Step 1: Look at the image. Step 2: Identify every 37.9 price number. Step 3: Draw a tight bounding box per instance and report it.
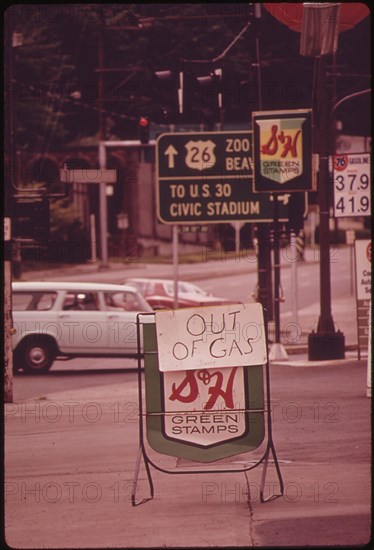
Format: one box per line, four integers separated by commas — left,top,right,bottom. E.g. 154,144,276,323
334,172,371,217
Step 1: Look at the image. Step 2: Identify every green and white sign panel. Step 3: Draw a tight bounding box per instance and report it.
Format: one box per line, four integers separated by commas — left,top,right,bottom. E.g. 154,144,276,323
143,303,266,462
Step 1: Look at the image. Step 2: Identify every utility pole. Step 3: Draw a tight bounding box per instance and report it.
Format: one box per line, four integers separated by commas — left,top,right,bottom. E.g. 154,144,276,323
4,19,16,403
97,12,109,267
4,218,14,404
253,10,273,322
299,4,345,360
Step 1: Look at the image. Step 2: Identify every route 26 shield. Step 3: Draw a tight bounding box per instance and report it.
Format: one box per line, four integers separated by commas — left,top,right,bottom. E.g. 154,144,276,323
185,139,217,171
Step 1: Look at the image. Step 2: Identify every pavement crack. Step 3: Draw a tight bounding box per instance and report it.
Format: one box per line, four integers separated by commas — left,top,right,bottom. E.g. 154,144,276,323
244,470,258,547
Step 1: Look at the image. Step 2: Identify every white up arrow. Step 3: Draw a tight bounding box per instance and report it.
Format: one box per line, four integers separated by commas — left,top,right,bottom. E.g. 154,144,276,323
164,145,178,169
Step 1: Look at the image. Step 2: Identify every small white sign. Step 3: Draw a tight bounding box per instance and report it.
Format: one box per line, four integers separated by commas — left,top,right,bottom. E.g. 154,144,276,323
345,229,355,246
355,239,371,301
155,303,267,372
4,217,11,241
333,153,371,217
60,169,117,183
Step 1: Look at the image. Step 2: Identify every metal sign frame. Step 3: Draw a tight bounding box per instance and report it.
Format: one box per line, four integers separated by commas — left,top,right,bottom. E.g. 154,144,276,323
131,311,284,506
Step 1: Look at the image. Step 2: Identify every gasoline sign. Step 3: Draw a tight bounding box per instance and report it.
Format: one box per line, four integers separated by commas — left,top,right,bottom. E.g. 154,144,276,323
252,109,313,192
333,153,371,218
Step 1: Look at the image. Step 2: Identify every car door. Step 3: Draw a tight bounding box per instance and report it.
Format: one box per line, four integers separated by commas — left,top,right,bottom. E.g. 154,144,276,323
58,290,108,353
12,290,59,349
103,289,148,354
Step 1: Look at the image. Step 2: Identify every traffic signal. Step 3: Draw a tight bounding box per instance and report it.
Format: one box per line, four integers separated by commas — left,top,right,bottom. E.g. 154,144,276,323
138,116,150,144
197,69,222,111
286,193,305,234
12,196,50,243
183,68,222,124
154,70,184,118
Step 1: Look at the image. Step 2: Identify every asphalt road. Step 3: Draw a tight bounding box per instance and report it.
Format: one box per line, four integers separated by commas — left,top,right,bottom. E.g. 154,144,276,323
12,359,138,402
12,246,356,402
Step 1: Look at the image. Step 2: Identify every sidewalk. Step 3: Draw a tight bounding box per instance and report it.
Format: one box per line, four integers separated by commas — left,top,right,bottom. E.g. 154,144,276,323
4,359,371,547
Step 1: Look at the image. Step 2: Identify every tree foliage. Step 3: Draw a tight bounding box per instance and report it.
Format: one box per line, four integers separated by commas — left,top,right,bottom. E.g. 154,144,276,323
6,3,371,153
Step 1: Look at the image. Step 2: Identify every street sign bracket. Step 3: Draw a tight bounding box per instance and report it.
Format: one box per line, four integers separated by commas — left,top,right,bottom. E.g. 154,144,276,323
131,311,284,506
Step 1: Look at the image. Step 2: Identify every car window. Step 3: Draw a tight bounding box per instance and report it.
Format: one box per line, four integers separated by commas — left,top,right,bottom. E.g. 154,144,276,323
179,282,207,295
163,282,173,295
63,292,99,311
104,291,152,312
125,280,142,292
13,292,57,311
142,282,153,295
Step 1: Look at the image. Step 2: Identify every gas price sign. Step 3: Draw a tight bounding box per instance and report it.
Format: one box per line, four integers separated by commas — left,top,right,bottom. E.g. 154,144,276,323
333,153,371,218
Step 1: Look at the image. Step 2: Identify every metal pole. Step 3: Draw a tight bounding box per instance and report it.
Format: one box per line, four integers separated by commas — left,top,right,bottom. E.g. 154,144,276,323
172,225,179,308
290,231,299,326
350,244,354,296
310,210,316,249
316,59,334,333
270,196,288,361
273,196,281,344
235,222,240,258
98,142,109,268
4,219,14,403
308,55,345,360
257,224,273,321
89,214,97,263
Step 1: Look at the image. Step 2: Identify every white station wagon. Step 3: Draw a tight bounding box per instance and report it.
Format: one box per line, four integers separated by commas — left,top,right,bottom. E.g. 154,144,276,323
12,282,153,374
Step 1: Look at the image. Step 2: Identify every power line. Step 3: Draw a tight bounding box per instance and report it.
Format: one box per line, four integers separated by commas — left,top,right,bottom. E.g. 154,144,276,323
180,20,252,65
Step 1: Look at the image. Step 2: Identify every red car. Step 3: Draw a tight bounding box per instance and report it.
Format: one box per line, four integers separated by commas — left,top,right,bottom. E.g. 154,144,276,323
123,278,241,310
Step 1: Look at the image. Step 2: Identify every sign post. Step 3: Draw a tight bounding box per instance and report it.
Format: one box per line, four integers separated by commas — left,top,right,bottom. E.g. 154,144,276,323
60,167,117,267
132,304,284,505
4,218,13,403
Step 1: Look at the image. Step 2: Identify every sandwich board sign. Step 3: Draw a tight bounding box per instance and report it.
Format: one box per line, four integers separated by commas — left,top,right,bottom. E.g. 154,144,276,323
143,303,267,462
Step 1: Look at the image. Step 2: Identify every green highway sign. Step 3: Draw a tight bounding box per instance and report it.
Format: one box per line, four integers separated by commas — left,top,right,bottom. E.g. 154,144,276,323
156,131,307,223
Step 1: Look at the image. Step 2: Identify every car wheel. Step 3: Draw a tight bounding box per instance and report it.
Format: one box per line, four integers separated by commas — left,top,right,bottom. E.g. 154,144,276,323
16,338,56,374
